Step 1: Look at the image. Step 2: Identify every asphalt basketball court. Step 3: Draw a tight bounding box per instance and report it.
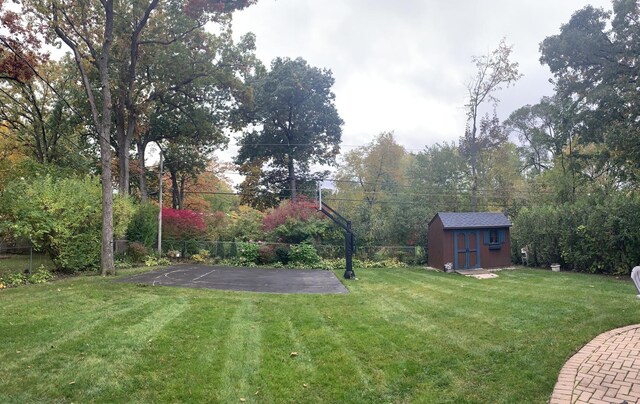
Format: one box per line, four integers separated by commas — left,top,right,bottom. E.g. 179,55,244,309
116,264,349,294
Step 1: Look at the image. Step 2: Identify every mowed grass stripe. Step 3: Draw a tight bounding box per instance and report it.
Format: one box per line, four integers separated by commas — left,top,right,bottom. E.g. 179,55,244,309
1,289,188,403
44,296,189,402
216,298,264,403
253,300,317,403
109,294,241,403
0,283,160,366
0,268,638,403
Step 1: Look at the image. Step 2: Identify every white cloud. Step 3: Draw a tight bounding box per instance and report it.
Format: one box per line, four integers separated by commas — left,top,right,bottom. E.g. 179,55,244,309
228,0,613,157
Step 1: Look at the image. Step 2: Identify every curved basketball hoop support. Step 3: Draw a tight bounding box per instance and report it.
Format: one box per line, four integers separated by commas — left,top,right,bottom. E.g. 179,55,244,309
317,184,356,279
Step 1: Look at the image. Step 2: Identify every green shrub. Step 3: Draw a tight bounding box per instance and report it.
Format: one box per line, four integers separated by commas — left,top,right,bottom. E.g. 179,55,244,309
28,267,54,284
258,244,276,265
126,203,158,248
275,246,290,264
376,258,408,268
270,218,328,244
238,242,260,265
4,272,28,287
191,249,210,263
144,256,171,267
289,243,321,267
0,175,132,272
215,242,225,259
318,258,344,271
318,257,408,271
114,259,133,269
226,206,264,241
228,242,238,258
512,192,640,274
127,242,149,263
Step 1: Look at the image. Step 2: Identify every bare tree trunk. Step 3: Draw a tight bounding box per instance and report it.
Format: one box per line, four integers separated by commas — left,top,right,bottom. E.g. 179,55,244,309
470,114,479,213
137,138,148,203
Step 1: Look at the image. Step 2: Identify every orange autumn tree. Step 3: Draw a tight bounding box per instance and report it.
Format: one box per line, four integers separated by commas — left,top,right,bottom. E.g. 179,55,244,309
0,126,27,191
182,171,237,213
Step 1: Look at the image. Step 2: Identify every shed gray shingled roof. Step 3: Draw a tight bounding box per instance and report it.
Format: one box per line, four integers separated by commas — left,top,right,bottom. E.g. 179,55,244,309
434,212,512,229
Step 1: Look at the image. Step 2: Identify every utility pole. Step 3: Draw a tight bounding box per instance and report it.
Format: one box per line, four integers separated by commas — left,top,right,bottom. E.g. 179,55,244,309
157,146,163,256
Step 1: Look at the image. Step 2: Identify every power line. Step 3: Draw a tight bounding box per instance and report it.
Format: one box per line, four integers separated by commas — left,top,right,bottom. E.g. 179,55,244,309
232,142,428,152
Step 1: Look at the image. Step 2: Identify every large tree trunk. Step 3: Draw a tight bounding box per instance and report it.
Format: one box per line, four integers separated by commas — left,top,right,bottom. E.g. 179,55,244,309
114,101,129,195
137,138,148,203
171,170,180,209
54,0,115,276
179,176,185,210
98,11,115,276
99,130,115,276
288,156,296,199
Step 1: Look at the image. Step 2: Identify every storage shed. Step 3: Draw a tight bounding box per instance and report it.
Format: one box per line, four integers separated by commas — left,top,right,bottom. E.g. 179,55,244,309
428,212,512,271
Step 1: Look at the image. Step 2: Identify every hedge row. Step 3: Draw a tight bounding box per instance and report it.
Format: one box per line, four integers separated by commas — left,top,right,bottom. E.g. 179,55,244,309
512,192,640,275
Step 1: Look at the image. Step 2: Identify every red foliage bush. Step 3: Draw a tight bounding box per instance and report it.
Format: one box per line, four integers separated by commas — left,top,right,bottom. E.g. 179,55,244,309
162,208,207,240
262,196,323,232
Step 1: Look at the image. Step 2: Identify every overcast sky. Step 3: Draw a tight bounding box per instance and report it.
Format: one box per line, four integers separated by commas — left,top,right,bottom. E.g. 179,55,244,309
217,0,612,164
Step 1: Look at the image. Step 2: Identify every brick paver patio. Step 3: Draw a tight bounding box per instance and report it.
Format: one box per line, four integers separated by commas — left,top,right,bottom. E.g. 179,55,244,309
550,324,640,404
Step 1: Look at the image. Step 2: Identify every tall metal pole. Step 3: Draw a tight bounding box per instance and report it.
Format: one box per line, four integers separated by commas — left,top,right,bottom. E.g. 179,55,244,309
344,220,353,279
157,147,163,256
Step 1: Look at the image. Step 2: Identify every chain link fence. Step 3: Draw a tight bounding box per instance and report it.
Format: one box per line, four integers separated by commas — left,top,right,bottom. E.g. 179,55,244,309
0,243,54,275
115,239,426,265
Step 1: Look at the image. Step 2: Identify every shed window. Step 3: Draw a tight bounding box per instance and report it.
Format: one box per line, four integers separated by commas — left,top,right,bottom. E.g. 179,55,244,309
484,229,506,250
489,230,499,244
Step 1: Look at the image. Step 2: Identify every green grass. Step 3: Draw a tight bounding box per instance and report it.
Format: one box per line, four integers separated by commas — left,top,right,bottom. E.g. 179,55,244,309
0,267,638,403
0,254,55,278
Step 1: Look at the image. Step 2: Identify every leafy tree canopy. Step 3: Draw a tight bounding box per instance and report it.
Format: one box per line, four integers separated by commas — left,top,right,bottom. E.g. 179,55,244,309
236,57,343,200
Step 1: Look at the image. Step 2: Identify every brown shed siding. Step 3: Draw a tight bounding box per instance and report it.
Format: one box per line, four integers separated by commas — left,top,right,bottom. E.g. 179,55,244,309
480,227,511,268
427,216,444,269
428,213,512,270
478,228,511,268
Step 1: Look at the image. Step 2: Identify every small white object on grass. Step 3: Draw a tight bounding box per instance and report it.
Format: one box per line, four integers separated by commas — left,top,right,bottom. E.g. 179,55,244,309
632,266,640,294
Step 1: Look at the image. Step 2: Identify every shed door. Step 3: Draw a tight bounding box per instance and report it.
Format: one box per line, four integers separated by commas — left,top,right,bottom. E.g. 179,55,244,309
454,231,480,270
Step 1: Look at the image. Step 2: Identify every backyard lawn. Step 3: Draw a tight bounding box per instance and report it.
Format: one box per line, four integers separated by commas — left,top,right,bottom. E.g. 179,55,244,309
0,267,638,403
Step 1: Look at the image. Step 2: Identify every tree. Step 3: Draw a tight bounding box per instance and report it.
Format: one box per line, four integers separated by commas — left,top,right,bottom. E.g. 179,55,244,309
135,26,257,202
540,0,640,186
477,142,526,215
0,126,28,191
181,163,237,213
333,132,409,245
461,39,521,211
409,142,470,211
21,0,256,274
27,0,118,276
236,57,343,200
0,58,93,169
504,102,555,176
236,161,280,210
109,6,256,196
0,0,46,82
